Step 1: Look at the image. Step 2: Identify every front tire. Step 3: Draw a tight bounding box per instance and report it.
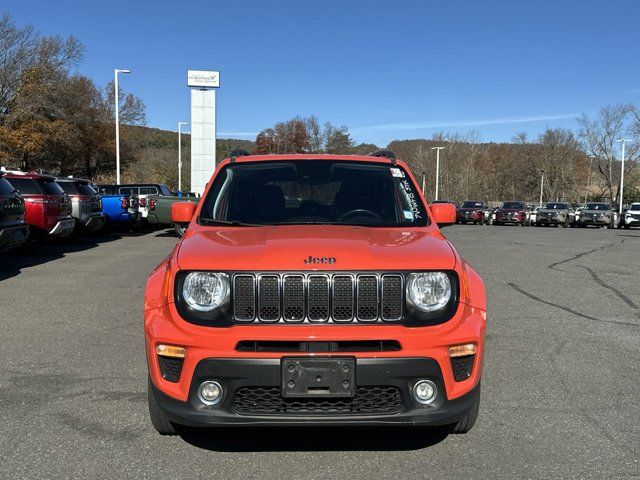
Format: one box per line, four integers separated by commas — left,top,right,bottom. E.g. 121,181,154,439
449,384,480,434
148,379,177,436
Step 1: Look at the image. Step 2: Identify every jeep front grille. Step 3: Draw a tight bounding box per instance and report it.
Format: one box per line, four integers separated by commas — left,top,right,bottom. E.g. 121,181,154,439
232,273,404,323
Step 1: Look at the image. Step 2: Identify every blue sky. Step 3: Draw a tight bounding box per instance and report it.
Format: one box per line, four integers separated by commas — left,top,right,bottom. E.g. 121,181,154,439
4,0,640,145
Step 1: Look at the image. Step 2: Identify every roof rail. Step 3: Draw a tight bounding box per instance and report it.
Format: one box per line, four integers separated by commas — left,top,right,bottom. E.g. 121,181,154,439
229,149,251,163
370,150,396,164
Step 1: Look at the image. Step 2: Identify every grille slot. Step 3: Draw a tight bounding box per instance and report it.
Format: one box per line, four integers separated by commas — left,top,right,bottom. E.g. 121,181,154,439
233,275,256,321
332,275,354,321
231,273,404,323
258,275,280,322
381,275,403,321
308,275,330,322
356,275,378,321
282,275,304,322
233,386,404,415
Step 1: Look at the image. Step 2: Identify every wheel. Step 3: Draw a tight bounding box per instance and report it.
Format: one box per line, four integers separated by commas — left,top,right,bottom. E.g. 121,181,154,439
148,379,177,435
174,223,187,237
562,219,568,228
449,384,480,434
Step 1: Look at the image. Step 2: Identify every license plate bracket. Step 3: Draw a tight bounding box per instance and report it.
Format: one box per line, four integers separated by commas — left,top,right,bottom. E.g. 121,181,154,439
282,357,355,398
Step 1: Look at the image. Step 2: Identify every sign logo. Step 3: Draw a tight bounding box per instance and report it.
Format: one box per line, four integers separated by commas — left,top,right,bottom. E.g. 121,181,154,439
304,256,336,265
187,70,220,88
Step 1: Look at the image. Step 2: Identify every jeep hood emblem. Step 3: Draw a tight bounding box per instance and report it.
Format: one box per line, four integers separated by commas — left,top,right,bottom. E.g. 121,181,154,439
304,256,336,265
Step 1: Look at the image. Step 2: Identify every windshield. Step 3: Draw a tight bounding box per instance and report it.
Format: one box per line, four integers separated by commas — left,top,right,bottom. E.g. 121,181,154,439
585,203,609,210
39,180,65,195
5,178,41,194
501,202,525,210
0,177,17,195
58,182,78,194
461,201,483,208
628,203,640,211
544,203,568,210
200,160,429,227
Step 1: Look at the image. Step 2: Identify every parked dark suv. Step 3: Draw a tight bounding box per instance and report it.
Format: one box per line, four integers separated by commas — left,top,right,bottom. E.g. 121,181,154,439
56,178,106,233
0,174,29,252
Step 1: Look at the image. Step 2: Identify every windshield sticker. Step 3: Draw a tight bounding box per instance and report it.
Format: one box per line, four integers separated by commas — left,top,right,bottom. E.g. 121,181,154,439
403,210,414,220
399,178,422,219
390,168,405,178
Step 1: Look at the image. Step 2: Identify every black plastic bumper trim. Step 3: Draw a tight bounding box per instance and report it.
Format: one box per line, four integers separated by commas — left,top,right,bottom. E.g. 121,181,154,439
149,357,480,427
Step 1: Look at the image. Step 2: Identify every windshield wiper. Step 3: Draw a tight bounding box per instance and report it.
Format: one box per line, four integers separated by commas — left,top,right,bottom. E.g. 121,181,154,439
200,218,260,227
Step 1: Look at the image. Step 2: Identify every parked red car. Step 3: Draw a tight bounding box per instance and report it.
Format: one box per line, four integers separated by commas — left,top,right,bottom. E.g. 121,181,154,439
456,201,486,225
493,201,527,226
3,172,75,240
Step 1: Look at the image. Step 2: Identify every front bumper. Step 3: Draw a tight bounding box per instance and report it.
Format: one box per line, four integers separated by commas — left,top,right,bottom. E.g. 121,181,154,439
149,358,480,427
49,218,76,237
577,217,610,226
0,223,30,251
536,216,563,225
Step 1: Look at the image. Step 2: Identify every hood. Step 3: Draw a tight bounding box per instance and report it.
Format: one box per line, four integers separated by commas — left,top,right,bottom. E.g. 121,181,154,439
176,225,457,271
538,208,566,214
584,209,611,214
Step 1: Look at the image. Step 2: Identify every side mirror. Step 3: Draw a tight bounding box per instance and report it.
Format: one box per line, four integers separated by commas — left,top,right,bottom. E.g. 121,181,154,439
171,202,197,224
430,203,456,227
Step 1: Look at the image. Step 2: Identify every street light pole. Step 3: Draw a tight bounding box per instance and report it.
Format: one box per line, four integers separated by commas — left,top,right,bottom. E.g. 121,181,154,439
616,139,632,215
538,170,545,206
178,122,188,193
114,68,131,185
431,147,444,200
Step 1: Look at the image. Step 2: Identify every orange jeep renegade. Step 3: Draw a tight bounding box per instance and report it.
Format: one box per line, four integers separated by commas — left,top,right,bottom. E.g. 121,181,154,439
144,151,486,434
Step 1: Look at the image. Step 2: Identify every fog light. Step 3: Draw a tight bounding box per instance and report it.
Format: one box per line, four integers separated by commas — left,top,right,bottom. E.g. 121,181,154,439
413,380,437,404
198,381,223,405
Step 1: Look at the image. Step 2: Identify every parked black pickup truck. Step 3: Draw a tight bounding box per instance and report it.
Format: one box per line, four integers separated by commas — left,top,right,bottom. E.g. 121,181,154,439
0,173,29,252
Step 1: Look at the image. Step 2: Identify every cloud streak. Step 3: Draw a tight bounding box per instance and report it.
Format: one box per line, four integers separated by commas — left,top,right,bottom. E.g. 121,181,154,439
351,113,578,132
218,131,260,137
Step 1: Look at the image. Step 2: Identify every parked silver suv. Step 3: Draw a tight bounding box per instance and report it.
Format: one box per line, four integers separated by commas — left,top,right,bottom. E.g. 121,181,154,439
535,202,572,228
576,202,614,228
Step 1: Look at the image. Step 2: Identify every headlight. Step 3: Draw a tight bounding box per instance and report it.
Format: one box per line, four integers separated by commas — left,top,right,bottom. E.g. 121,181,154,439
407,272,452,312
182,272,229,311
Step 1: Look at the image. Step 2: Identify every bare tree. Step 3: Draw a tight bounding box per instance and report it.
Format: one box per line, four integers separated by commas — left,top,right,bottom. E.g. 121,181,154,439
577,104,636,201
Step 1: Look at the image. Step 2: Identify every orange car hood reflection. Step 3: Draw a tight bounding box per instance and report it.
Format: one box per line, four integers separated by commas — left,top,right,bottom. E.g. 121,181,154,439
176,225,456,271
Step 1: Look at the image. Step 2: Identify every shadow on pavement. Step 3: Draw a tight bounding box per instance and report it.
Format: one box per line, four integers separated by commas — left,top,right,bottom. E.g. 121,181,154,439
0,233,121,281
178,426,449,452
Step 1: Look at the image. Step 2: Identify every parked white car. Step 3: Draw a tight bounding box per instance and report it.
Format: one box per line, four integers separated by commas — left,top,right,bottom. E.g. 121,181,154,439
620,202,640,229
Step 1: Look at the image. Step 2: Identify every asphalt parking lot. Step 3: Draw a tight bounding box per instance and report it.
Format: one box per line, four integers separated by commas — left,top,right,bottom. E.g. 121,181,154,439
1,226,639,479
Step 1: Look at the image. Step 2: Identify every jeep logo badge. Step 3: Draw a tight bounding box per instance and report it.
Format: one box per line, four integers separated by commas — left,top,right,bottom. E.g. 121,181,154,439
304,256,336,265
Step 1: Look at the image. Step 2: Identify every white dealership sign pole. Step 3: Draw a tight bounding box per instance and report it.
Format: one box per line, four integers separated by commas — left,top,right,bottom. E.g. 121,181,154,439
431,146,444,200
616,139,631,215
188,70,220,195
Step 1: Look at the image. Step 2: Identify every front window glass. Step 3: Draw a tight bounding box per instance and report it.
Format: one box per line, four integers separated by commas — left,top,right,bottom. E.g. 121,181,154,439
501,202,525,209
200,160,428,226
461,201,483,208
628,203,640,210
544,203,567,209
586,203,609,210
